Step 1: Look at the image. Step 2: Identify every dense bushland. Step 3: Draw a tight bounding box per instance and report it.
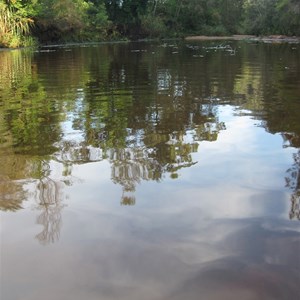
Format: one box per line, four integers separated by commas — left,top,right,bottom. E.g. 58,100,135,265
1,0,299,47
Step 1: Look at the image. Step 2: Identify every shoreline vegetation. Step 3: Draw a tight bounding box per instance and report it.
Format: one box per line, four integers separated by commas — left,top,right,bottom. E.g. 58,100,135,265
1,35,299,52
1,0,300,49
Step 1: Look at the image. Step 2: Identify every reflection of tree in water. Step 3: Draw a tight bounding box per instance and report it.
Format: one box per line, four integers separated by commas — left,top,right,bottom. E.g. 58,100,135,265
104,112,223,205
34,160,64,245
109,148,150,206
107,137,199,205
53,90,225,206
0,149,30,211
285,150,300,220
0,156,66,243
0,179,26,211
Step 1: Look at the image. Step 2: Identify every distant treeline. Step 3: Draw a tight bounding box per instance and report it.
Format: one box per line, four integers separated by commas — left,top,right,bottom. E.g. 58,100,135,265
1,0,300,47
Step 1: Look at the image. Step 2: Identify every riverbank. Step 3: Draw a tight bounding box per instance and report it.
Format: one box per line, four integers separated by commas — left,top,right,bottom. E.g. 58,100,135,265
1,35,299,51
185,35,300,43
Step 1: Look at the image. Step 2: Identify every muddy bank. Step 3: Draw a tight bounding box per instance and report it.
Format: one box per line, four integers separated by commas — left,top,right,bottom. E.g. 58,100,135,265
185,35,300,43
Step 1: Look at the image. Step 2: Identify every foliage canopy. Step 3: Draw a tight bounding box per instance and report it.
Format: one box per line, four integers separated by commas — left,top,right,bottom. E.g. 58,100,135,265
0,0,299,47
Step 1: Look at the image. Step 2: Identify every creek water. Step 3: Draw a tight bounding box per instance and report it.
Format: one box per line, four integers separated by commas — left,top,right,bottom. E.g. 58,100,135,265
1,40,300,300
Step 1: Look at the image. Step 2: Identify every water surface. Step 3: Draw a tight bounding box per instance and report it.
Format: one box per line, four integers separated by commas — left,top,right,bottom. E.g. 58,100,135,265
1,41,300,300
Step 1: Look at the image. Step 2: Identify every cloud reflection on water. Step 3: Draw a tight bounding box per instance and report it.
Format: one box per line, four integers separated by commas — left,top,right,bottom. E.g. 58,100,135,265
2,200,299,300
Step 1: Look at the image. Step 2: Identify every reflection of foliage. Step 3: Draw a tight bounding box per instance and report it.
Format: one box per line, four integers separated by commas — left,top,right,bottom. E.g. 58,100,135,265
0,178,25,211
0,142,30,211
44,43,228,205
5,78,61,155
35,178,63,245
232,43,300,221
107,130,201,202
34,160,64,245
236,43,300,138
121,191,136,206
0,50,33,91
0,49,66,212
0,50,67,241
290,194,300,221
3,42,299,215
285,151,300,220
54,140,103,163
0,50,62,156
282,132,300,149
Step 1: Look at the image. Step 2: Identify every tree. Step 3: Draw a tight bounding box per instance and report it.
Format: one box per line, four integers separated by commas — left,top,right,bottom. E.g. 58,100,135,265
276,0,300,35
0,0,34,47
215,0,244,34
86,0,112,39
105,0,148,37
33,0,88,42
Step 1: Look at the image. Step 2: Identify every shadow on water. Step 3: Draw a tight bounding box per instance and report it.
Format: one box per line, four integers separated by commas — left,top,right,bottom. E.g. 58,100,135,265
0,40,299,245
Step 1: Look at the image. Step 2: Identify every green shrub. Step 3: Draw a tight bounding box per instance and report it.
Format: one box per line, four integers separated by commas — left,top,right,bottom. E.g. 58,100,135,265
141,15,167,38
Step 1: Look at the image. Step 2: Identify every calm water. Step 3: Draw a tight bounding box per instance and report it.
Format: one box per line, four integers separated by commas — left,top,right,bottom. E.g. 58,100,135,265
0,40,300,300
